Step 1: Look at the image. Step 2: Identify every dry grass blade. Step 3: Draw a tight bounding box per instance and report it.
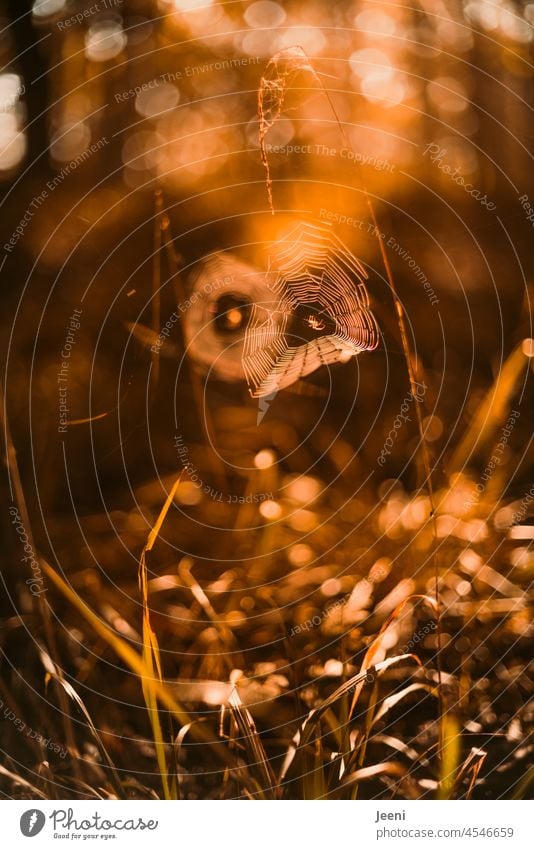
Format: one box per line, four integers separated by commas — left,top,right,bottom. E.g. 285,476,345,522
121,778,161,800
303,728,327,800
40,561,232,768
349,594,436,719
39,647,124,799
333,761,407,797
227,683,280,798
0,764,48,799
456,747,487,800
173,717,206,768
371,683,438,728
280,654,419,782
179,559,235,654
67,777,110,800
372,733,427,765
172,716,257,798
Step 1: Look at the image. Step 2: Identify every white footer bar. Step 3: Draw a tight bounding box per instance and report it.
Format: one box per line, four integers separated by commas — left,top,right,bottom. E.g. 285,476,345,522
3,799,530,848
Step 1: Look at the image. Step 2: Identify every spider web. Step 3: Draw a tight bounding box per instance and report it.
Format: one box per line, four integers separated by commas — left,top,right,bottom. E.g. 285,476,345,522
242,221,380,398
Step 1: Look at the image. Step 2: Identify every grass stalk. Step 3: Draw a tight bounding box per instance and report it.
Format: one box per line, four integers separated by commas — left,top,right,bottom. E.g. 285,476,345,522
0,380,80,779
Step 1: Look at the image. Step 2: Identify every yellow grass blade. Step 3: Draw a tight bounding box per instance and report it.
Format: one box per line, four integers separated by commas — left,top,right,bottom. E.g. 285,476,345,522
142,476,181,561
438,713,461,799
448,342,527,473
138,476,182,799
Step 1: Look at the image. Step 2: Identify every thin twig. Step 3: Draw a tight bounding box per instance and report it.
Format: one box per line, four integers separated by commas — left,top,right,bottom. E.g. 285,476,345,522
159,204,229,492
151,189,164,386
